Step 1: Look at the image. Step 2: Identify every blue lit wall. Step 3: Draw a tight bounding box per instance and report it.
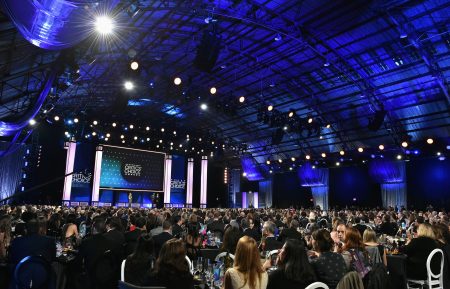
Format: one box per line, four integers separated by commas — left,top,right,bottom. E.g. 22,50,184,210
272,172,313,208
170,154,186,204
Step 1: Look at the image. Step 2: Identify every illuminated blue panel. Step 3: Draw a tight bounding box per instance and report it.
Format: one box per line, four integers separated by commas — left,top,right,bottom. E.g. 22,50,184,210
162,104,184,118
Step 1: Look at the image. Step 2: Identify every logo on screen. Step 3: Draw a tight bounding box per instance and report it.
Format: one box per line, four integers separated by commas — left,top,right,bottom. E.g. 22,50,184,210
121,163,144,182
72,170,92,187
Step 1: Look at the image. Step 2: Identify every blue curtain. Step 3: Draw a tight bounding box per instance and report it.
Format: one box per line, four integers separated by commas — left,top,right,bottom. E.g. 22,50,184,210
259,179,272,208
0,141,27,201
241,155,264,181
298,163,329,210
369,159,407,208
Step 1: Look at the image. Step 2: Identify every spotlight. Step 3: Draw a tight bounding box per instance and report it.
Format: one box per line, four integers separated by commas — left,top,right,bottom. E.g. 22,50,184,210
74,118,79,123
242,172,247,177
134,136,138,140
266,160,271,165
173,131,176,135
129,124,134,129
321,153,326,158
54,116,60,121
29,119,36,126
267,105,273,111
274,34,282,41
308,118,313,124
283,126,288,131
146,126,150,131
120,135,124,139
161,128,164,132
93,120,98,125
291,157,296,162
339,150,345,156
400,32,408,39
427,138,434,144
122,140,126,144
147,138,150,141
95,16,114,35
288,109,295,118
112,122,117,127
269,170,273,174
305,155,311,160
358,147,364,153
326,124,331,128
92,132,97,136
397,154,402,160
105,138,108,141
239,96,245,103
124,81,134,90
106,133,110,138
379,144,384,150
336,162,340,166
437,152,441,156
278,159,283,163
130,61,139,70
174,77,181,85
210,87,217,95
401,141,408,148
323,61,330,67
289,167,293,171
200,103,208,110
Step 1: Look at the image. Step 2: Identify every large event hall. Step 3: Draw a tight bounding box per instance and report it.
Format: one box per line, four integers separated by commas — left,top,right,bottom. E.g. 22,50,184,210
0,1,449,289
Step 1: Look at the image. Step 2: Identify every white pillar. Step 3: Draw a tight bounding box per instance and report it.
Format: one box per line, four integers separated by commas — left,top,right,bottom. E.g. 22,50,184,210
200,156,208,208
163,155,172,206
186,158,194,207
91,146,103,204
62,141,76,202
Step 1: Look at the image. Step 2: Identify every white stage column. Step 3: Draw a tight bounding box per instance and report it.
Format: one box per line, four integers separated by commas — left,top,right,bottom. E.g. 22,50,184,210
91,146,103,205
200,156,208,208
186,158,194,207
163,155,172,206
62,141,76,203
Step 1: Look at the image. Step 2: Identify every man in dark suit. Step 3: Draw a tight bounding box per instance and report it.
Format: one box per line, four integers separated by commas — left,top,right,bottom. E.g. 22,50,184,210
9,218,56,266
277,220,302,243
171,215,184,239
153,220,173,257
207,211,225,239
378,214,399,236
124,217,146,255
243,218,261,242
261,221,282,252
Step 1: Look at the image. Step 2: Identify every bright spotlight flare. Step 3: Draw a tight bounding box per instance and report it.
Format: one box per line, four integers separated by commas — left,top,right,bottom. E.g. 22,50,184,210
124,81,134,90
95,16,114,35
130,61,139,70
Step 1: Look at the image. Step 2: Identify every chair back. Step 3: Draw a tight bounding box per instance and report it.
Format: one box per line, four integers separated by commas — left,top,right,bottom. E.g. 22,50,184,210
215,252,235,262
92,249,120,287
336,271,364,289
14,256,52,289
305,281,330,289
426,248,444,288
118,280,166,289
121,259,126,282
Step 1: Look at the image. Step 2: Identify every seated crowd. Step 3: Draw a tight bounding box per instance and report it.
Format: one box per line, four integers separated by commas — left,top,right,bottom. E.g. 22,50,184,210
0,205,449,289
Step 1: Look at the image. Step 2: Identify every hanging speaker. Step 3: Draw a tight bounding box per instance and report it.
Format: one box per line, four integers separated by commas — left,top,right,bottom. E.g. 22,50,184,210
368,110,386,131
194,30,222,73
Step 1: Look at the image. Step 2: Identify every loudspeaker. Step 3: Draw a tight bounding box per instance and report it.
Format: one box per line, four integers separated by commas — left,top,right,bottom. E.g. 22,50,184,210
194,30,222,72
368,110,386,131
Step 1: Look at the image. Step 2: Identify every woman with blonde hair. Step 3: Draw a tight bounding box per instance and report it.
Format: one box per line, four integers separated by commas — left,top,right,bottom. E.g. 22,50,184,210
223,236,268,289
363,228,387,266
404,223,439,280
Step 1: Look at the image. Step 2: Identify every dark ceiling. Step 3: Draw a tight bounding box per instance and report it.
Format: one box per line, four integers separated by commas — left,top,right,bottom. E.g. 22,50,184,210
0,0,449,170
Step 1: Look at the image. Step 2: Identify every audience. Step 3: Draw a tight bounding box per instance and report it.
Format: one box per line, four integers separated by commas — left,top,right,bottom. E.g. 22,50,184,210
145,238,194,289
340,227,370,273
261,221,283,251
184,221,202,260
277,220,302,243
224,236,268,289
125,233,155,286
153,220,173,257
363,227,386,266
265,239,316,289
221,226,242,255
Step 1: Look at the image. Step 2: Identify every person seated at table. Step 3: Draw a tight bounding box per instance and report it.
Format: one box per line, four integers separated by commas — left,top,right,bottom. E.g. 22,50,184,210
243,218,261,242
223,236,268,289
261,221,282,252
184,221,202,260
207,211,225,240
277,220,302,243
46,213,61,240
0,215,12,261
433,223,450,288
171,215,184,239
263,239,316,289
334,223,346,253
153,220,173,257
221,226,242,255
124,217,146,256
405,223,440,280
340,227,370,271
378,214,398,236
62,213,78,248
363,227,386,266
144,238,194,289
310,229,347,289
125,233,155,286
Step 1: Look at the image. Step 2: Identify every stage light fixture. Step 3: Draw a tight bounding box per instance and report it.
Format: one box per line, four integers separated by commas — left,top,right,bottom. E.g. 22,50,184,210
147,138,150,141
239,96,245,103
106,133,110,138
379,144,384,150
160,128,165,132
54,116,60,121
305,155,311,160
29,119,36,126
278,159,282,163
122,140,126,144
130,61,139,70
120,135,124,139
124,81,134,90
401,141,408,148
267,105,273,111
159,139,163,143
134,136,138,140
146,126,150,131
326,124,331,128
289,167,293,171
427,138,434,144
291,157,296,162
336,162,340,166
173,131,176,135
308,118,313,124
339,150,345,156
74,118,79,123
269,170,273,174
92,132,97,136
288,109,295,118
210,87,217,94
266,160,271,165
274,34,282,41
95,16,114,35
437,152,441,156
93,120,98,125
105,138,108,141
200,103,208,110
358,147,364,153
283,126,288,131
397,155,402,160
112,122,117,127
129,124,134,129
174,77,181,85
242,172,247,177
321,153,326,158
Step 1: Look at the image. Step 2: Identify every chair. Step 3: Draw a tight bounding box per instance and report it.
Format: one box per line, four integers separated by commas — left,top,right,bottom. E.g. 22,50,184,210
14,255,52,289
91,249,120,288
185,255,194,274
118,280,166,289
215,252,235,262
336,272,364,289
407,248,444,289
121,259,127,282
305,281,330,289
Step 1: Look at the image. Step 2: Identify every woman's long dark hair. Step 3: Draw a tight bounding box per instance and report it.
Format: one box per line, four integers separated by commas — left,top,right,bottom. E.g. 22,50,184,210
129,233,155,261
279,239,316,283
155,238,190,274
220,226,241,254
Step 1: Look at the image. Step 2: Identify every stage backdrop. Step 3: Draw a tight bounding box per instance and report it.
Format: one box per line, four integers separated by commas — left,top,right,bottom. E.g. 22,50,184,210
70,143,95,203
170,154,186,205
99,145,165,191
